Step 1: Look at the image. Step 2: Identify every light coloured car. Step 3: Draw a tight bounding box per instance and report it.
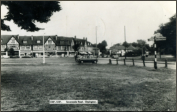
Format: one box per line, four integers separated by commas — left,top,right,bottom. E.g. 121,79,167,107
2,55,10,58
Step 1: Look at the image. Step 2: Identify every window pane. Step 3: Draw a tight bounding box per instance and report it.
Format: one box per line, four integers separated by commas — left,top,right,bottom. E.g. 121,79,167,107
37,40,40,43
48,40,52,44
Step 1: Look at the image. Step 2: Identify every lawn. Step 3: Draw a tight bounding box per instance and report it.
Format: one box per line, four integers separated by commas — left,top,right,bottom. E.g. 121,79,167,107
1,63,176,111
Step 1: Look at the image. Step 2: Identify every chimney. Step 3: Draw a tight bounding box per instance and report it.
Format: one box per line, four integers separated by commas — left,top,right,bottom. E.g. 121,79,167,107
56,35,57,40
17,34,19,40
31,35,33,40
83,37,85,40
74,35,76,39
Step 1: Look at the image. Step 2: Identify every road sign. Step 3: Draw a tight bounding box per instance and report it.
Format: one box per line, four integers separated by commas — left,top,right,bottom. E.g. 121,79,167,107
155,38,166,41
148,36,154,41
148,38,154,41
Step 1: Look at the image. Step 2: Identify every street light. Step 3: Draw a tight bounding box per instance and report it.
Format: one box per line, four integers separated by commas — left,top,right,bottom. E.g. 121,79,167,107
41,28,45,64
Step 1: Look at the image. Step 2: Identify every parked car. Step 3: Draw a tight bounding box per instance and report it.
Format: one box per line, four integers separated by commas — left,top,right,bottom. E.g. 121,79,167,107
1,55,10,58
76,52,98,64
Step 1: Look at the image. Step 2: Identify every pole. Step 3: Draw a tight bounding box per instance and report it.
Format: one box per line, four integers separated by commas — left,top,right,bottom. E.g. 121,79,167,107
154,36,157,69
43,34,45,64
124,26,126,59
96,26,97,58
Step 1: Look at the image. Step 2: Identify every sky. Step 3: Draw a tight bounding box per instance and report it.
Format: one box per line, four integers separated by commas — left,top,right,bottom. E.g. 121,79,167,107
1,1,176,48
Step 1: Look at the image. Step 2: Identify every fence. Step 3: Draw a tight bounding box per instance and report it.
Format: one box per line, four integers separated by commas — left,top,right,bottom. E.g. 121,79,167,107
108,58,174,68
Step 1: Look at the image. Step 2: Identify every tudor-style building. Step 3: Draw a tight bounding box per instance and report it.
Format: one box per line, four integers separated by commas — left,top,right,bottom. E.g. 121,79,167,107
1,35,20,56
1,35,99,57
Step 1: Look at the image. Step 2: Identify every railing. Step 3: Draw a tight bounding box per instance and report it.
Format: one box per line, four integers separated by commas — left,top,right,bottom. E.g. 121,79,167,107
109,58,174,68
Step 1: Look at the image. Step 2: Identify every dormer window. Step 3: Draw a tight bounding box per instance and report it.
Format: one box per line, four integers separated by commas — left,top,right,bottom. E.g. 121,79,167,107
23,41,27,43
11,38,15,43
48,40,52,44
37,40,40,43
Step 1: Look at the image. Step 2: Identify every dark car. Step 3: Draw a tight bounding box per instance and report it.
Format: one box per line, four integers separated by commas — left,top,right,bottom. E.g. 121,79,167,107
76,52,98,64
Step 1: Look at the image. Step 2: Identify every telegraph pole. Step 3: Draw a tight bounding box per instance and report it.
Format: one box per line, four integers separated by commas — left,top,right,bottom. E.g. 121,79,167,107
154,36,157,69
96,26,97,57
124,26,126,59
43,33,45,64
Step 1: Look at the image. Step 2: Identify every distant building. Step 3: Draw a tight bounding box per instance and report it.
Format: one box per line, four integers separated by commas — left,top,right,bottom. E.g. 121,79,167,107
1,35,99,57
109,45,137,56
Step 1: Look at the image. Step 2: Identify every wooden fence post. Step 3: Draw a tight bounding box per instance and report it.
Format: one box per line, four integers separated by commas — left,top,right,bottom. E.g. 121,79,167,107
143,59,145,67
165,59,167,68
132,59,134,66
124,59,126,65
116,59,118,65
109,59,112,64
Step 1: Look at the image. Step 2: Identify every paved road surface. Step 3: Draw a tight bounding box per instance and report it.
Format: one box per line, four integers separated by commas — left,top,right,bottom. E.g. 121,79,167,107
1,57,176,70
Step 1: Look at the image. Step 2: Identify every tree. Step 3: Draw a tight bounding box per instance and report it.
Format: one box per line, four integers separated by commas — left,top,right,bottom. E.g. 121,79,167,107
9,48,15,56
122,41,130,48
72,43,80,61
97,40,107,55
72,43,80,52
154,14,176,57
132,42,138,47
1,1,61,31
137,40,146,48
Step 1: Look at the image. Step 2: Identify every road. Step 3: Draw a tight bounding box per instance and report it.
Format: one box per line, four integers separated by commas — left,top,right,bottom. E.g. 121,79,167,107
1,57,176,70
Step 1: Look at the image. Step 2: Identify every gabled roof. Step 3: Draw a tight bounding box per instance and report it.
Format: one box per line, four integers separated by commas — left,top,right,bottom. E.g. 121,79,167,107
1,35,19,45
19,36,33,46
1,35,94,47
110,45,125,50
87,41,92,47
74,38,87,46
55,36,73,46
126,45,137,50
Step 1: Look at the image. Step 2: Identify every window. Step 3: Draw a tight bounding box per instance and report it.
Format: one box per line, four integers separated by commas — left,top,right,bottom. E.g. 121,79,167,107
39,46,43,49
33,46,38,49
37,40,40,43
61,46,62,50
60,41,64,44
48,40,52,44
21,46,25,50
1,40,2,43
23,41,27,43
26,46,30,50
11,38,15,43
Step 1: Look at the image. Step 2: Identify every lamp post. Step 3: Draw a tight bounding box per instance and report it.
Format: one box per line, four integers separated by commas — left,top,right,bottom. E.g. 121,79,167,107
124,26,126,59
43,33,45,64
96,26,97,58
41,28,45,64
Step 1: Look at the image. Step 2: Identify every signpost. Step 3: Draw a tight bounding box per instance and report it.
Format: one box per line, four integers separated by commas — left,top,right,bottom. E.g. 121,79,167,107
148,33,166,69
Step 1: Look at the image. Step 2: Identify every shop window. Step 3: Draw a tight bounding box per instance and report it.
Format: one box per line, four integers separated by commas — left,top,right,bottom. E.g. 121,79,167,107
37,40,40,43
26,46,30,50
33,46,38,49
39,46,43,49
23,41,27,43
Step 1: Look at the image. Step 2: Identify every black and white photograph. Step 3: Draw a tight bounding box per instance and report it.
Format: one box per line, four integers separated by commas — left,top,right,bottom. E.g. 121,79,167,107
1,1,176,111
